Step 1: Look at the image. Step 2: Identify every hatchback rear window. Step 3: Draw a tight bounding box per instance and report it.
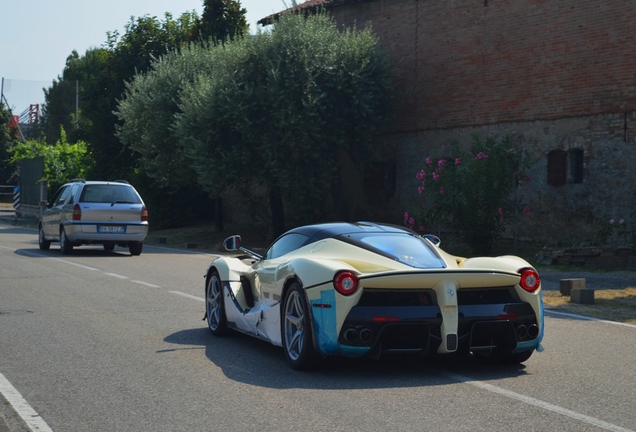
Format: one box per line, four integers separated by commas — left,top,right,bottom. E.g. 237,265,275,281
80,185,141,204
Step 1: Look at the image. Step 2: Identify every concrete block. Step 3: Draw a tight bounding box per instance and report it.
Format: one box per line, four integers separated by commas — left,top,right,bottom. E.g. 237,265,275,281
570,288,594,304
560,278,585,296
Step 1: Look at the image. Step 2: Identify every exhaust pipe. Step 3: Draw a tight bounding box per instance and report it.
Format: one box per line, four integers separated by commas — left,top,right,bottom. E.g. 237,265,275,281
359,328,373,344
527,324,539,338
516,324,528,339
343,328,358,343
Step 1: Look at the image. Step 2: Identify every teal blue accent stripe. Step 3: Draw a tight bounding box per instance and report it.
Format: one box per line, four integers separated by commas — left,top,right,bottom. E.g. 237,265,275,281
310,291,339,354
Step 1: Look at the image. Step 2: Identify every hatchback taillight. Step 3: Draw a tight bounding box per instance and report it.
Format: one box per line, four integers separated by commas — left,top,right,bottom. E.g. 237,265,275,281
140,206,148,222
72,204,82,221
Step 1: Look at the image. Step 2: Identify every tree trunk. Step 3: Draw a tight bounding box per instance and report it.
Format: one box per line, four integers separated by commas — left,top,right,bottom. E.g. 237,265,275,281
214,196,224,232
269,190,286,237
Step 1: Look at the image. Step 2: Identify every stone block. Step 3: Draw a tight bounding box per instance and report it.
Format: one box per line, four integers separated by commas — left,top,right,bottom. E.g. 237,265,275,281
570,288,594,305
560,278,585,296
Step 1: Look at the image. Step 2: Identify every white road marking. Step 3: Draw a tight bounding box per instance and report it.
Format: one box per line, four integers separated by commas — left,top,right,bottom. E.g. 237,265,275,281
0,372,53,432
545,309,636,329
443,371,634,432
132,280,161,288
47,258,99,271
104,272,128,279
170,291,204,302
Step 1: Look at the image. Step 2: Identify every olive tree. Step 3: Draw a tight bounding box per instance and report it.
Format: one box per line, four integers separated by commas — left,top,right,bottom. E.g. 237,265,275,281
178,12,392,235
117,11,392,236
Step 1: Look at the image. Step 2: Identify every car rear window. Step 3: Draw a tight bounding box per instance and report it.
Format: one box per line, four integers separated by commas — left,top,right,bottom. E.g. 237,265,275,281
344,233,446,269
80,184,141,204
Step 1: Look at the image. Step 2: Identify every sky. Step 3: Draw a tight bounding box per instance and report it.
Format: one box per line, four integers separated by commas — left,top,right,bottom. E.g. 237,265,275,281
0,0,289,116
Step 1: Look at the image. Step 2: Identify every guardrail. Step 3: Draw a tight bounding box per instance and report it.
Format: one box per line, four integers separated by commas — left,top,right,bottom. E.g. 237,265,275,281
0,185,18,220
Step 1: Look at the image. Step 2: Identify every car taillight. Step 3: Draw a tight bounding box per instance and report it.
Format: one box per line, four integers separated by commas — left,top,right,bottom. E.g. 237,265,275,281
519,267,540,292
140,206,148,222
72,204,82,221
333,271,358,296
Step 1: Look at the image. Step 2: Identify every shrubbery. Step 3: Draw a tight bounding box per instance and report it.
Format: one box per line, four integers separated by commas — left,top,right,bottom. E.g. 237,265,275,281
405,134,534,255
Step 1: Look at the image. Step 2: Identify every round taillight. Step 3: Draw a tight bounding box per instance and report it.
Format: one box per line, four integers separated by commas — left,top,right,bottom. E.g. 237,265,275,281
333,271,358,296
519,268,540,292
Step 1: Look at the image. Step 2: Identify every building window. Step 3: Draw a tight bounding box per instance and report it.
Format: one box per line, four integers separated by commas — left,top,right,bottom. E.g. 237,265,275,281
568,148,584,184
547,148,583,186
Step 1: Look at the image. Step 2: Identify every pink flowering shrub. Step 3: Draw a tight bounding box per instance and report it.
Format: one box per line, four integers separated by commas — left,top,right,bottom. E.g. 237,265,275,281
595,217,636,246
405,134,533,255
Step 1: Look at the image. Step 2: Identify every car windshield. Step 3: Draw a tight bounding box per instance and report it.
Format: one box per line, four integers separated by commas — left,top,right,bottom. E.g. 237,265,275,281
80,184,141,204
345,233,446,269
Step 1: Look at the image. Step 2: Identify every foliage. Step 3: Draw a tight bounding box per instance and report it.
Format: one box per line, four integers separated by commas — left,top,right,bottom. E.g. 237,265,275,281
405,134,533,255
42,4,248,182
116,45,215,191
193,0,248,42
172,11,392,235
595,217,636,246
0,101,20,183
8,127,93,193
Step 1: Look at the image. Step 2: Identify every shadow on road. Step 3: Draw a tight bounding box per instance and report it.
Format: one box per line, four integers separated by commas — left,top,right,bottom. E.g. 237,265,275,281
163,327,529,390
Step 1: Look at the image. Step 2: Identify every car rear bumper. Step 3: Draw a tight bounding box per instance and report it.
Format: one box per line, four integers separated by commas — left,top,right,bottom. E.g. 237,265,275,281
64,222,148,243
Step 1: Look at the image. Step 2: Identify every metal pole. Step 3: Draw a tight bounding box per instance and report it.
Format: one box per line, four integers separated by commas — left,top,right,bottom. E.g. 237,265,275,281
75,79,79,124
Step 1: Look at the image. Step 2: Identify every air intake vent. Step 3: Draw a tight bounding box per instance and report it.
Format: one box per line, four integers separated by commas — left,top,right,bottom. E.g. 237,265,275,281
446,334,458,351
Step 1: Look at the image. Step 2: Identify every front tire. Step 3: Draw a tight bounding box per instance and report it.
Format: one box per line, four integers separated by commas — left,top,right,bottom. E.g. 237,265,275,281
60,228,73,255
38,226,51,250
206,271,228,336
281,282,320,370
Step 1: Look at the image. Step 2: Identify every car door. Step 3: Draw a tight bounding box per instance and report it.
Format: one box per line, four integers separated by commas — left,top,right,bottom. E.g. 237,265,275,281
41,186,71,239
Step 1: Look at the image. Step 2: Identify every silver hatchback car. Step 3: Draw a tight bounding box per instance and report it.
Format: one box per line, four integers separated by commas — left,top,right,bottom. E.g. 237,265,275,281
38,180,148,255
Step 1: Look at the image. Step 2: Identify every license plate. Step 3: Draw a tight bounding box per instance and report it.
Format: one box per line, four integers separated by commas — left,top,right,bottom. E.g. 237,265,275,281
98,225,125,233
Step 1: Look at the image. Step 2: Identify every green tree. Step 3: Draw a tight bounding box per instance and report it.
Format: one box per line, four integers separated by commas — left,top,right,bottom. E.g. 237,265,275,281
175,12,392,235
405,134,534,255
193,0,248,42
9,127,93,193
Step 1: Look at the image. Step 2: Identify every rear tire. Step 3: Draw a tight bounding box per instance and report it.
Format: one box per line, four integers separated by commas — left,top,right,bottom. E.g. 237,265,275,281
38,226,51,250
60,228,73,255
281,282,320,370
129,242,143,256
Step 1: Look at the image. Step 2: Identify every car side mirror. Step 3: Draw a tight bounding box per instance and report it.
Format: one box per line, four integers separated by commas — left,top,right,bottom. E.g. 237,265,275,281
423,234,441,246
39,200,48,207
223,235,241,251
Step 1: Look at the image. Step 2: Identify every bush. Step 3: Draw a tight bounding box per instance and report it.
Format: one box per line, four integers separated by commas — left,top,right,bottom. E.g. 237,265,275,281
405,134,534,255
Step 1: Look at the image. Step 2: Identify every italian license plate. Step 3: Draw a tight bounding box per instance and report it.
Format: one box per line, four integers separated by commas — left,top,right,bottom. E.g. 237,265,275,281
98,225,125,233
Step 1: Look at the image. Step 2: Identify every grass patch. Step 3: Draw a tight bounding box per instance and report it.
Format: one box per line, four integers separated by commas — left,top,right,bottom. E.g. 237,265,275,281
543,288,636,324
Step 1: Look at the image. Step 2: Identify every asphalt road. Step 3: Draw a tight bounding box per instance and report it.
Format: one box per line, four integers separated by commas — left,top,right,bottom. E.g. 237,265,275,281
1,224,635,432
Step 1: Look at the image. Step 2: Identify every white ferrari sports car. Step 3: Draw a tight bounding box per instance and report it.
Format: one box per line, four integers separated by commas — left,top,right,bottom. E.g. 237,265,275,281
203,222,544,370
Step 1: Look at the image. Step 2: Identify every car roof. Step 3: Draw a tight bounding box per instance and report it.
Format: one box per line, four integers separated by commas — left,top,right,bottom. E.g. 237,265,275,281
66,180,131,185
285,221,414,244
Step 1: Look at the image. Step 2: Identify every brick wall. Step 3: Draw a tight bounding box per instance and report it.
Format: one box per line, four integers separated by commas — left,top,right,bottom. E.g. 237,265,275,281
333,0,636,131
